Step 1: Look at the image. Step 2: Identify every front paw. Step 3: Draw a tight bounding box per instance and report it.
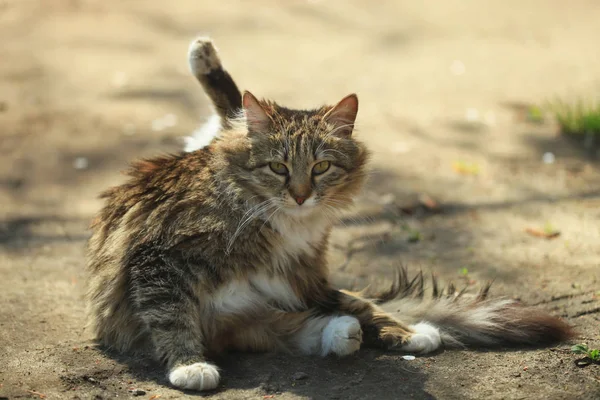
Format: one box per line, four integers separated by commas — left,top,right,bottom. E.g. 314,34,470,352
168,362,220,391
321,316,363,356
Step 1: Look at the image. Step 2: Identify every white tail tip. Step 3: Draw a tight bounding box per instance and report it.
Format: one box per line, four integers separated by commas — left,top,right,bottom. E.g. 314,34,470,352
188,37,222,75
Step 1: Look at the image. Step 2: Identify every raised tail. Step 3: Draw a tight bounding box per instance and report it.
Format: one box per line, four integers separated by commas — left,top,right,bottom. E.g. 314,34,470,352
366,268,574,348
188,37,242,129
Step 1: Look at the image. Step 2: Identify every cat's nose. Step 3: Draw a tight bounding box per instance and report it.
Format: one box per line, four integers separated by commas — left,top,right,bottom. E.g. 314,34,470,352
294,196,306,205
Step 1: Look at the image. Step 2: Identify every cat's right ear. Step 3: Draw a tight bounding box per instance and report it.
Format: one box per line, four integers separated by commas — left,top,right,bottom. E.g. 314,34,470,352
243,91,271,134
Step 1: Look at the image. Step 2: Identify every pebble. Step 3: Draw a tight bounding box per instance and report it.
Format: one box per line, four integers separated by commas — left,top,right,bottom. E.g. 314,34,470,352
73,157,89,170
292,372,309,380
402,355,416,361
128,389,146,396
542,152,555,164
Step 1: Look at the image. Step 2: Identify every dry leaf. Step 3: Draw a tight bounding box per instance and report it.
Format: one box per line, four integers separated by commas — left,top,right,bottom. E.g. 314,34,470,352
418,193,440,211
149,395,161,400
26,390,47,399
452,161,480,175
525,228,560,239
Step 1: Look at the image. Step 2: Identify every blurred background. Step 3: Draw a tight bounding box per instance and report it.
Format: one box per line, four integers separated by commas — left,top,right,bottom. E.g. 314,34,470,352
1,1,599,399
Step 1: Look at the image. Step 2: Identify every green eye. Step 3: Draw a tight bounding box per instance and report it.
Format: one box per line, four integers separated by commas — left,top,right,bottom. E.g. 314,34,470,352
269,162,289,175
312,161,331,175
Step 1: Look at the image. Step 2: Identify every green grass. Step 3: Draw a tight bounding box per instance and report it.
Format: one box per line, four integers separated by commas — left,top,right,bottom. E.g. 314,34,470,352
527,105,545,123
571,343,600,362
548,99,600,139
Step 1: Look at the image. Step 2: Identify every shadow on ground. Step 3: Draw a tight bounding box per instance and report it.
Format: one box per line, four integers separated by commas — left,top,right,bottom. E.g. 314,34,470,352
59,346,435,400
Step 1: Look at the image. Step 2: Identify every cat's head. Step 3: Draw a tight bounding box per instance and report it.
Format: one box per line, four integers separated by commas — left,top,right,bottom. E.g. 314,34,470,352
225,91,369,219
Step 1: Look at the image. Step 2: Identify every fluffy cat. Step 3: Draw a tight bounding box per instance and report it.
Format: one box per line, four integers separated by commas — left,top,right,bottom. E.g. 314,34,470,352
86,37,573,391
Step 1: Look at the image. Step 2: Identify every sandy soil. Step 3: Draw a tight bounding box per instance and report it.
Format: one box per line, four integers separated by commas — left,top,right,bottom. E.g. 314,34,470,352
1,1,599,399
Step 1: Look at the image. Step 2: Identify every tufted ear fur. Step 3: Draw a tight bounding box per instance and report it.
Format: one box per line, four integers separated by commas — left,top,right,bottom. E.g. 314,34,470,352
323,94,359,137
243,91,271,134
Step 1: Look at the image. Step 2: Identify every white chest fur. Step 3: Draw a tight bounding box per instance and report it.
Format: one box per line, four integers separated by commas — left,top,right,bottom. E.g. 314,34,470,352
210,274,303,316
269,213,329,272
210,214,328,317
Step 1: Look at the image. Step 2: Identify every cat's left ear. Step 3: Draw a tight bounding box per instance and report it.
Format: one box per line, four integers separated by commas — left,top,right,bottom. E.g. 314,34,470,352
323,94,359,137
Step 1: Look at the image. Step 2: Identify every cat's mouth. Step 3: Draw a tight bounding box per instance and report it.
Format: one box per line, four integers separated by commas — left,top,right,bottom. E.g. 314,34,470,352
280,202,319,218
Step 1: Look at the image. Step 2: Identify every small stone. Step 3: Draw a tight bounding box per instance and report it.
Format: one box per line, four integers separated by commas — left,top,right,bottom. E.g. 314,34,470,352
292,372,308,380
128,389,146,396
402,355,416,361
542,152,555,164
73,157,89,170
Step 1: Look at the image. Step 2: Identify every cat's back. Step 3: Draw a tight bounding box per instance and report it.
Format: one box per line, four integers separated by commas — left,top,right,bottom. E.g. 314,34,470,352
87,148,222,264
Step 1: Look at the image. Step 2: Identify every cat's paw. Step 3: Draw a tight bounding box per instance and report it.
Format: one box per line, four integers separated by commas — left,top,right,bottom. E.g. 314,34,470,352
321,316,362,356
401,322,442,354
168,362,220,391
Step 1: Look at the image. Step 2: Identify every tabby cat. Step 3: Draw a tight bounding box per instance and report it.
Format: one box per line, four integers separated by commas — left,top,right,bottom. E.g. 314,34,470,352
86,37,573,391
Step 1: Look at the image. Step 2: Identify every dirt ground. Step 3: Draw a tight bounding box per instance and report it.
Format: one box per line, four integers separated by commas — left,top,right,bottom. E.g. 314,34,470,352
1,0,600,399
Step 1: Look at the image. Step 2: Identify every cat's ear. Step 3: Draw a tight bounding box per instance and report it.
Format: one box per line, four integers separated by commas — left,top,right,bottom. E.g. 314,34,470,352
243,91,271,133
323,94,359,137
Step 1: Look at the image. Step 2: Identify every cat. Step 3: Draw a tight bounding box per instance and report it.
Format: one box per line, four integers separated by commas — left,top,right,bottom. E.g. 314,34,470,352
86,37,574,392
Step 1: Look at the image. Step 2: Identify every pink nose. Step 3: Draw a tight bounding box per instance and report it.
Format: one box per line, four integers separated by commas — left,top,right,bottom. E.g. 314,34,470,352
294,196,306,205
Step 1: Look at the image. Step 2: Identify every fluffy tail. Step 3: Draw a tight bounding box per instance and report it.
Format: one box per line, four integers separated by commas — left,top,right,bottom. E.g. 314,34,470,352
365,268,574,348
188,37,242,129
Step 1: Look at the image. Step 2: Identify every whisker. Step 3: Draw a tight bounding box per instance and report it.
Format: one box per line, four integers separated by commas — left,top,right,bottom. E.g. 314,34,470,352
227,198,279,252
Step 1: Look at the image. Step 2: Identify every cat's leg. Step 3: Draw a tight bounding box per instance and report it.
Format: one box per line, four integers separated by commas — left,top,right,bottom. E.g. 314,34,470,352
130,254,219,391
326,290,442,354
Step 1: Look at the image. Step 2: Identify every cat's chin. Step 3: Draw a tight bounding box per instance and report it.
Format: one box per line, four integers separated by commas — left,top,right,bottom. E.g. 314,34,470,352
280,204,319,219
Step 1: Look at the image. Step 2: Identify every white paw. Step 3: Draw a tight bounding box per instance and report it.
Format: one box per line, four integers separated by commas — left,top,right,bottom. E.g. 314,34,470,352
401,322,442,354
168,362,220,391
321,316,362,356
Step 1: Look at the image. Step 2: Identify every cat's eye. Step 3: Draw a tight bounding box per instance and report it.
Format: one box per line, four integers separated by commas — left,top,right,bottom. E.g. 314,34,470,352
312,161,331,175
269,162,289,175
